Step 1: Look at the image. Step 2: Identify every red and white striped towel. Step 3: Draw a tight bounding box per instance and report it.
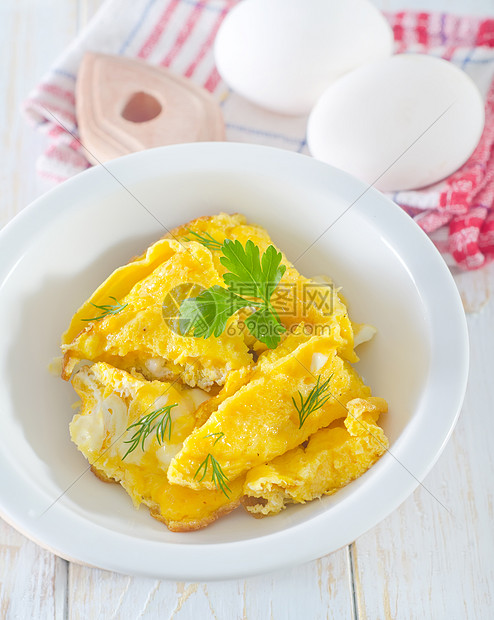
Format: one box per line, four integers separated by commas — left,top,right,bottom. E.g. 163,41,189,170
23,1,494,270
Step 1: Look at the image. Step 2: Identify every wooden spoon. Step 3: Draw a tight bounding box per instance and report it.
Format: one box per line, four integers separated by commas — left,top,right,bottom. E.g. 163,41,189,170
76,52,225,163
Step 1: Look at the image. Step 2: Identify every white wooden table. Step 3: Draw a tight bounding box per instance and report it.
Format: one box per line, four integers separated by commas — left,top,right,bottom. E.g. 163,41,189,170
1,1,493,618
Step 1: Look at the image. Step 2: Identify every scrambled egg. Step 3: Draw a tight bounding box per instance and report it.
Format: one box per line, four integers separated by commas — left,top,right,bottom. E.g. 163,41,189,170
167,328,371,491
170,214,357,362
70,362,244,531
62,214,357,389
62,213,389,531
243,397,388,516
62,239,252,389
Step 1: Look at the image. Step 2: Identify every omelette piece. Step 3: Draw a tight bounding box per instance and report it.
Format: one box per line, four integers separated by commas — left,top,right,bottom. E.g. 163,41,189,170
178,213,358,362
62,237,179,346
275,275,356,362
191,326,310,428
167,212,276,276
62,213,356,388
243,397,389,517
61,212,259,344
193,365,254,428
70,363,243,532
167,330,371,491
62,239,253,389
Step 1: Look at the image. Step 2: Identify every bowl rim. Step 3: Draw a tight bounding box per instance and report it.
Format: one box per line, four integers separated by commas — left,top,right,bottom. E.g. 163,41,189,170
0,142,469,580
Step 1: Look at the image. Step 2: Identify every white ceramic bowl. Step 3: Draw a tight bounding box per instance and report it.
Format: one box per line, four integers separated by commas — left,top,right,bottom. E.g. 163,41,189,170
0,143,468,580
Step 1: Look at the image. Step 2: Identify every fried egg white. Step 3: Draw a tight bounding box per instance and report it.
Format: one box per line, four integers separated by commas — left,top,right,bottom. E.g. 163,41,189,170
70,362,244,531
243,397,388,516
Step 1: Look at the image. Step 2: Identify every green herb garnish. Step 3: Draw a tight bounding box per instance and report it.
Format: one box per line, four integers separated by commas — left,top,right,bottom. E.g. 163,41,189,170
194,453,231,497
184,229,223,251
81,296,128,322
292,375,334,429
122,404,177,459
204,431,225,446
179,239,286,348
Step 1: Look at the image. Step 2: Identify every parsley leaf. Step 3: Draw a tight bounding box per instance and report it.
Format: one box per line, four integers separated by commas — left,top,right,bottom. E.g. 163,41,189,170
220,240,286,303
245,306,285,350
179,238,287,348
180,285,249,338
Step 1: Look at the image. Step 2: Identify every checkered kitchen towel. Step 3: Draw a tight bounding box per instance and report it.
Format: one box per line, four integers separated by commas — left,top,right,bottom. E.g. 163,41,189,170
23,1,494,270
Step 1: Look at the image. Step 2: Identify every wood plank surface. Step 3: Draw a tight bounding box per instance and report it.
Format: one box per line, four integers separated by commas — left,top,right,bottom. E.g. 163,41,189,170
69,552,354,620
0,1,78,618
352,299,494,620
356,4,494,618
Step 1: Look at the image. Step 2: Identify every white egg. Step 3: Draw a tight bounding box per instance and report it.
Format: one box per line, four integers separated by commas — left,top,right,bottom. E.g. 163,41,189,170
214,0,393,115
307,54,485,192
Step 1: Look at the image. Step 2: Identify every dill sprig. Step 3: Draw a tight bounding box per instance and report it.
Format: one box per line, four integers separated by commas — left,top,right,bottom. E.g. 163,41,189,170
122,404,178,459
204,431,225,446
292,374,334,429
81,296,128,322
194,453,231,497
184,229,223,251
